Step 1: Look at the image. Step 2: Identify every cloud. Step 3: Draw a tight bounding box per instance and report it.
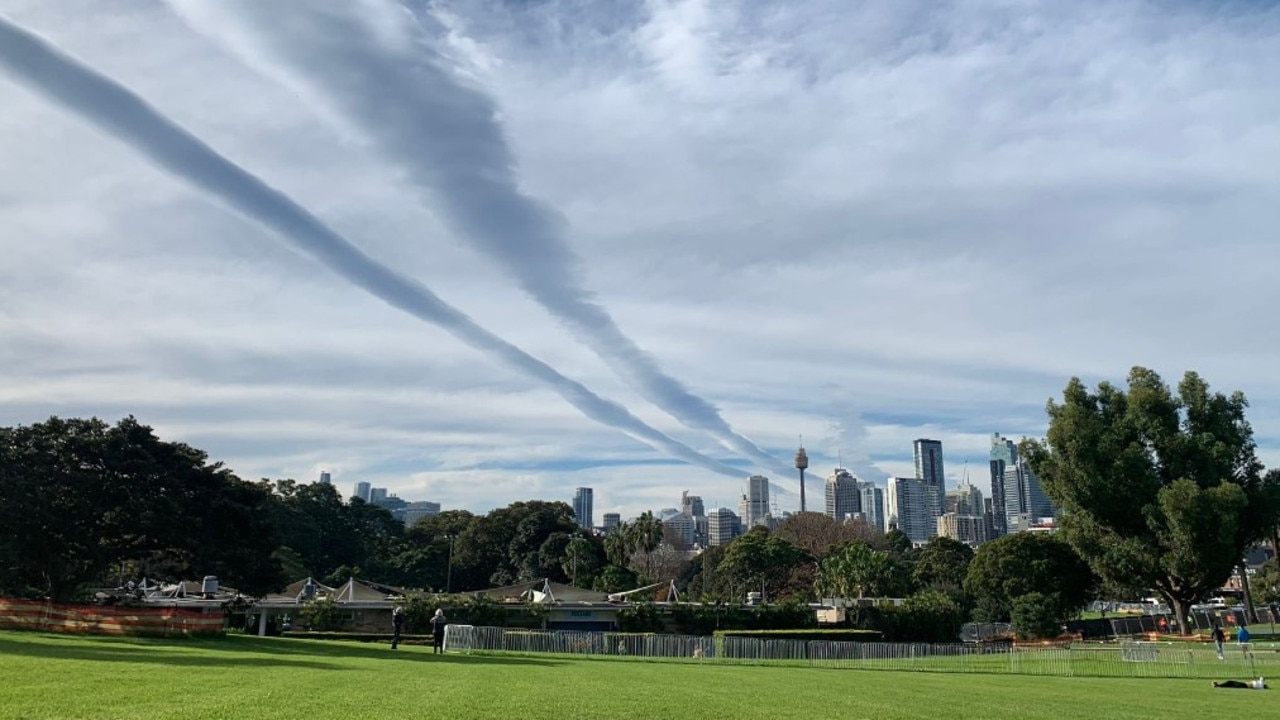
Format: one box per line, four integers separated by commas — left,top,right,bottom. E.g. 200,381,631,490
165,0,799,477
0,13,745,480
3,0,1279,519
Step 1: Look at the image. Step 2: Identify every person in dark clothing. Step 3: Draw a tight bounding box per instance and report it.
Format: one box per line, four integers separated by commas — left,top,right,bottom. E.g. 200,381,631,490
1212,678,1267,689
429,608,448,654
1212,624,1226,660
391,607,405,650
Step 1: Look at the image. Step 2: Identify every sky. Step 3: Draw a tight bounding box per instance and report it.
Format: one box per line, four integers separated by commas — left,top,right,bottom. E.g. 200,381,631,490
2,0,1279,522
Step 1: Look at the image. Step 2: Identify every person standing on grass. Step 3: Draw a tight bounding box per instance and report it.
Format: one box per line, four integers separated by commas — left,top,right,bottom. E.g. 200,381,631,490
1238,624,1251,652
390,606,405,650
1212,624,1226,660
429,608,448,654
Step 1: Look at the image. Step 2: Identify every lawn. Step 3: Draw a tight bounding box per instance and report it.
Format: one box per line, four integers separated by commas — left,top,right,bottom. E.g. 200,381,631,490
0,630,1274,720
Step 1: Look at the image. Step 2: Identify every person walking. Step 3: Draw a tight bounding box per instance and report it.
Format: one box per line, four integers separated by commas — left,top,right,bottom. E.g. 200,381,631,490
429,608,448,654
390,606,405,650
1212,624,1226,660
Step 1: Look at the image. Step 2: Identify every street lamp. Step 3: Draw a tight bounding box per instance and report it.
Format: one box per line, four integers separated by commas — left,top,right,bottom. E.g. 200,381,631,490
444,534,455,594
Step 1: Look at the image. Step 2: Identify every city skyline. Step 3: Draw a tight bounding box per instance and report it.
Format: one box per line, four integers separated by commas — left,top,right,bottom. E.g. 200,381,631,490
3,1,1279,522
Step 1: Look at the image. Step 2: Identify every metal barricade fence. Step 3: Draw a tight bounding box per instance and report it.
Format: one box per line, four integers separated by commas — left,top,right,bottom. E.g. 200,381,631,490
442,625,1280,679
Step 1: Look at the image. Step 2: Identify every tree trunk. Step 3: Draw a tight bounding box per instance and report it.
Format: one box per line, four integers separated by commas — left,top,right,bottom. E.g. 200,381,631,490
1239,561,1259,624
1167,595,1189,637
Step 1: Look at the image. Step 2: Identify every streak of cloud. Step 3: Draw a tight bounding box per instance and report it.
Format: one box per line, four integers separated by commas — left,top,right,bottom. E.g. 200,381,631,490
166,0,797,477
0,14,746,480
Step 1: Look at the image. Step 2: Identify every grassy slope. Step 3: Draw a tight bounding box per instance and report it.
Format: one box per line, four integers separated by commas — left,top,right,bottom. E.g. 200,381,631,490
0,631,1273,720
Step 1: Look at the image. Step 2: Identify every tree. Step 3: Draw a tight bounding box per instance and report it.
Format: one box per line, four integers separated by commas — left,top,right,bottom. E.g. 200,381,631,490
0,416,283,600
773,513,885,558
963,532,1094,624
1010,592,1063,640
561,536,601,588
718,528,809,602
817,541,902,600
912,536,975,596
1023,368,1280,633
884,528,913,557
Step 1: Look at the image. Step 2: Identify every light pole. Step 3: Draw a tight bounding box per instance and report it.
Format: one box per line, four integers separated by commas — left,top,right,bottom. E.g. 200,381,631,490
444,534,455,594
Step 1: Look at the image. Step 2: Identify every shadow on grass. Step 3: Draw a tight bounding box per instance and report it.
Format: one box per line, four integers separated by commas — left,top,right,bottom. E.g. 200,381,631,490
0,632,562,669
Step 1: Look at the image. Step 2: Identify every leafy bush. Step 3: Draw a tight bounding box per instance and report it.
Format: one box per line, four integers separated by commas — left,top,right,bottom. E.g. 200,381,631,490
297,596,340,632
1011,592,1063,640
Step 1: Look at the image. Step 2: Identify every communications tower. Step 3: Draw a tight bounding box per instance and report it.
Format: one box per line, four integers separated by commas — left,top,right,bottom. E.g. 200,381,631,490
794,442,809,513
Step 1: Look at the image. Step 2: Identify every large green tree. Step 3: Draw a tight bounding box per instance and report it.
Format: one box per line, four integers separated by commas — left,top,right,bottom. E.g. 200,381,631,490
817,541,902,600
1023,368,1280,632
963,531,1095,624
0,416,283,600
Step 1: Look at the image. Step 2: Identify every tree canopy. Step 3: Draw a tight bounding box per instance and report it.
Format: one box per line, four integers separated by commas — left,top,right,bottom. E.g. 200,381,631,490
0,416,283,600
963,531,1095,624
1023,368,1280,631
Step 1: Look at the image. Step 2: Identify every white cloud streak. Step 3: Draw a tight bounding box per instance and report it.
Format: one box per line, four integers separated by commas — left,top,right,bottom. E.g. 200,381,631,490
165,0,798,477
0,13,744,479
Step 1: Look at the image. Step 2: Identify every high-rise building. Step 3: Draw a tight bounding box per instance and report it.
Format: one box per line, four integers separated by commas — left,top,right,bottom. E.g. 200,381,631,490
988,434,1015,537
824,468,861,522
913,439,946,514
858,482,885,532
745,475,770,527
602,513,621,532
938,512,987,546
945,479,985,517
354,481,371,503
369,487,388,505
681,491,705,518
707,508,741,546
1002,462,1054,533
318,471,331,485
399,501,441,526
572,487,594,530
886,477,934,544
663,513,696,547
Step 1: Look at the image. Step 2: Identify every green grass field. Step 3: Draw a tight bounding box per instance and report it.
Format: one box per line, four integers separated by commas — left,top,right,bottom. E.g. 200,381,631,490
1,631,1274,720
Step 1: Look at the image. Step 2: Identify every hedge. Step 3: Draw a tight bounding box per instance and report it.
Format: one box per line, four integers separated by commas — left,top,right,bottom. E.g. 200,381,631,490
713,629,883,642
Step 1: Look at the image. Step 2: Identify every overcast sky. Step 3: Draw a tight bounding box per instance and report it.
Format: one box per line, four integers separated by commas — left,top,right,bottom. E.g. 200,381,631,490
2,0,1278,522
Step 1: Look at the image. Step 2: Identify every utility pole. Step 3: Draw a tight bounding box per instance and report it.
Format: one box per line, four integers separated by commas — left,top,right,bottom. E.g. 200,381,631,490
444,534,455,594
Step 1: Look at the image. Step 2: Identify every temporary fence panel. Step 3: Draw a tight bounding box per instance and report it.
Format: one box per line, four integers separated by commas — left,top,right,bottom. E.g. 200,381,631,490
441,625,1280,680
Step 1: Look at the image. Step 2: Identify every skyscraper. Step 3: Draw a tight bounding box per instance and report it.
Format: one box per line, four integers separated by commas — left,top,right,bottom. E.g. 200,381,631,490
824,468,861,522
707,508,741,546
886,477,934,543
354,481,371,503
318,471,331,485
745,475,770,527
990,433,1054,534
858,482,885,532
572,487,594,530
1002,462,1054,533
988,434,1015,537
369,487,388,505
602,513,621,533
914,438,945,516
681,491,705,518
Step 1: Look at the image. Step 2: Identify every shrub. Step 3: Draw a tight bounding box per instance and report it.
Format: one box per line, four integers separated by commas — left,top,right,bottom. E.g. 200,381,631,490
1011,592,1063,640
